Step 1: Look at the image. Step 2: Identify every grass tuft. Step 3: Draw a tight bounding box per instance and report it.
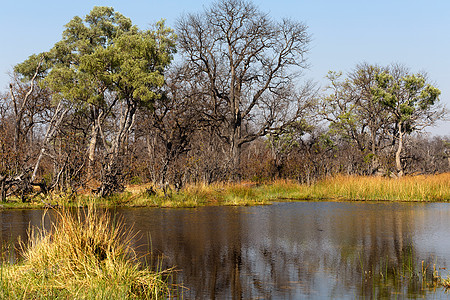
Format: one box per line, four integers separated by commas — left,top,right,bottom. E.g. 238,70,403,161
0,205,174,299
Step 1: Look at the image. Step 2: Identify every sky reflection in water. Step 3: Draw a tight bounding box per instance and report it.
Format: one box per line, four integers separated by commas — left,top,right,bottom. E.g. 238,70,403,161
1,202,450,299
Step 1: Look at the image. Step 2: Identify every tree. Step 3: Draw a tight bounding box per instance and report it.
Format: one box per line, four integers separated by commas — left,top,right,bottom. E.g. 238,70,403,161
0,59,57,201
371,64,444,177
177,0,312,179
322,63,446,177
16,7,176,195
321,64,392,174
266,121,311,179
136,64,204,193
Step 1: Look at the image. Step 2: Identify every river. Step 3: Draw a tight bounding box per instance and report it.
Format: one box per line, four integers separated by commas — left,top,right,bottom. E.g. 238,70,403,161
1,201,450,299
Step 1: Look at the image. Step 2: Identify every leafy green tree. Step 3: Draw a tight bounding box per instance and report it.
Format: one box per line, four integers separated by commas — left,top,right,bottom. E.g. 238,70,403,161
321,64,392,174
371,65,443,177
16,7,176,195
323,63,446,176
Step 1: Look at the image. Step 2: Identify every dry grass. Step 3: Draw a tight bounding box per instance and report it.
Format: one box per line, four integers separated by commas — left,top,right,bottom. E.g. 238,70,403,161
0,205,174,299
312,173,450,201
5,173,447,209
103,173,450,206
162,181,269,207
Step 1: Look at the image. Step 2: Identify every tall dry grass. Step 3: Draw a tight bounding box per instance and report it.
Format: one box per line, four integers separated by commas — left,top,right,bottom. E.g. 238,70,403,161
0,205,174,299
117,173,450,206
31,173,448,208
310,173,450,201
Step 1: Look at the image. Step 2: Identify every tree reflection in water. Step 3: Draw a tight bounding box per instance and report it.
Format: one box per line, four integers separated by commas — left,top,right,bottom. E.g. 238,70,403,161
1,203,449,298
117,202,450,299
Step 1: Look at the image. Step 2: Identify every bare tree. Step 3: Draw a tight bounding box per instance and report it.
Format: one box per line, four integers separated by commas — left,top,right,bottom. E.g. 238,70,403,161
0,60,56,201
177,0,312,179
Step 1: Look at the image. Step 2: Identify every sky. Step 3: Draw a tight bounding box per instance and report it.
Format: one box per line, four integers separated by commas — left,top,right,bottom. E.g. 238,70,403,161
1,0,449,136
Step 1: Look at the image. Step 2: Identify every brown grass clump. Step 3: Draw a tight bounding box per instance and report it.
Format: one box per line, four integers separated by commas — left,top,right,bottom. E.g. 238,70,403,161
0,205,173,299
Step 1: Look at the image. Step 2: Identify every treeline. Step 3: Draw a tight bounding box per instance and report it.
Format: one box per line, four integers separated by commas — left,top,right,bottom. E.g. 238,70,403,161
0,2,448,200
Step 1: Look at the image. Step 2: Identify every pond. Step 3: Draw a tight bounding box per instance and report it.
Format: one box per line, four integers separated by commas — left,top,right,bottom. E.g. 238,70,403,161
1,201,450,298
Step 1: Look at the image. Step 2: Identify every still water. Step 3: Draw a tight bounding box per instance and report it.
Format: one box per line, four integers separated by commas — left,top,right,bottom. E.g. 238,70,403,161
1,202,450,299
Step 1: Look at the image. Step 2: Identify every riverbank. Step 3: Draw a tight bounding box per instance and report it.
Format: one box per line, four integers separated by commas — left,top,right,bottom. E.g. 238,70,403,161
1,173,449,209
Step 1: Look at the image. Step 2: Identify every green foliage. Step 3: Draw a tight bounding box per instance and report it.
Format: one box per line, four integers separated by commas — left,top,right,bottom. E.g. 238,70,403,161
322,67,383,146
15,7,176,109
371,70,441,129
363,153,375,164
266,121,310,153
130,176,143,185
13,54,50,81
319,133,336,149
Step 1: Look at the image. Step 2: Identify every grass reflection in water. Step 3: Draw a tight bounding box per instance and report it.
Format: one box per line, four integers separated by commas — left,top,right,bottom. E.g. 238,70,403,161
359,244,450,298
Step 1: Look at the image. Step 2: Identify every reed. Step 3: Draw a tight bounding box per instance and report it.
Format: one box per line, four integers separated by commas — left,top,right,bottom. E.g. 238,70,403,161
103,173,449,207
166,182,269,206
0,205,174,299
2,173,448,209
311,173,450,201
359,247,450,297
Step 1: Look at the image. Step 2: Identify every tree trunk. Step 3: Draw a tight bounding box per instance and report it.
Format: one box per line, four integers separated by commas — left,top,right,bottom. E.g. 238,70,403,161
87,122,99,183
98,100,137,197
230,107,242,181
146,134,157,183
230,130,242,181
0,177,5,202
31,102,68,183
395,122,404,178
370,127,379,174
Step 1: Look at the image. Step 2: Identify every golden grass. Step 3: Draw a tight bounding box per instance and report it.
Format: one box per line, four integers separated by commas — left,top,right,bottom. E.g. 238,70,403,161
97,173,450,206
2,173,448,209
312,173,450,201
0,205,174,299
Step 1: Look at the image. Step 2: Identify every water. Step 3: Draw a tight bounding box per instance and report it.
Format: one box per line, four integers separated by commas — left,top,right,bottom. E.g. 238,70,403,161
1,202,450,299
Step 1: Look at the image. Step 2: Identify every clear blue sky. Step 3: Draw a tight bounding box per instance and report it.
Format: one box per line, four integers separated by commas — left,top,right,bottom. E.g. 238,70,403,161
1,0,449,135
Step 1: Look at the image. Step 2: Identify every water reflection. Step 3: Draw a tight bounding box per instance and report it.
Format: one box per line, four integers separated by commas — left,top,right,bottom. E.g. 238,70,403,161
0,209,52,263
1,202,450,298
117,202,450,299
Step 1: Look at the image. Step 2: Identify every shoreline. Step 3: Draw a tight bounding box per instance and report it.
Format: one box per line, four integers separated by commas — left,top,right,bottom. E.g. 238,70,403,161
1,173,448,210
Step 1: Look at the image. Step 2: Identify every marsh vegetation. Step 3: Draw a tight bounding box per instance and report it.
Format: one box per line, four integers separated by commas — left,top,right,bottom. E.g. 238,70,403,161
1,173,448,209
0,206,174,299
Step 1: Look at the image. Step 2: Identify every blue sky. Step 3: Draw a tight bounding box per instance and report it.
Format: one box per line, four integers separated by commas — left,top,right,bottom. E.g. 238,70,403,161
1,0,449,135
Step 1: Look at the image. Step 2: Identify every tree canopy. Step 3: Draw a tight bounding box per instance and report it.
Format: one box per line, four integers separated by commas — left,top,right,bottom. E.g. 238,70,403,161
371,65,442,176
177,0,314,178
13,6,177,196
322,63,444,177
